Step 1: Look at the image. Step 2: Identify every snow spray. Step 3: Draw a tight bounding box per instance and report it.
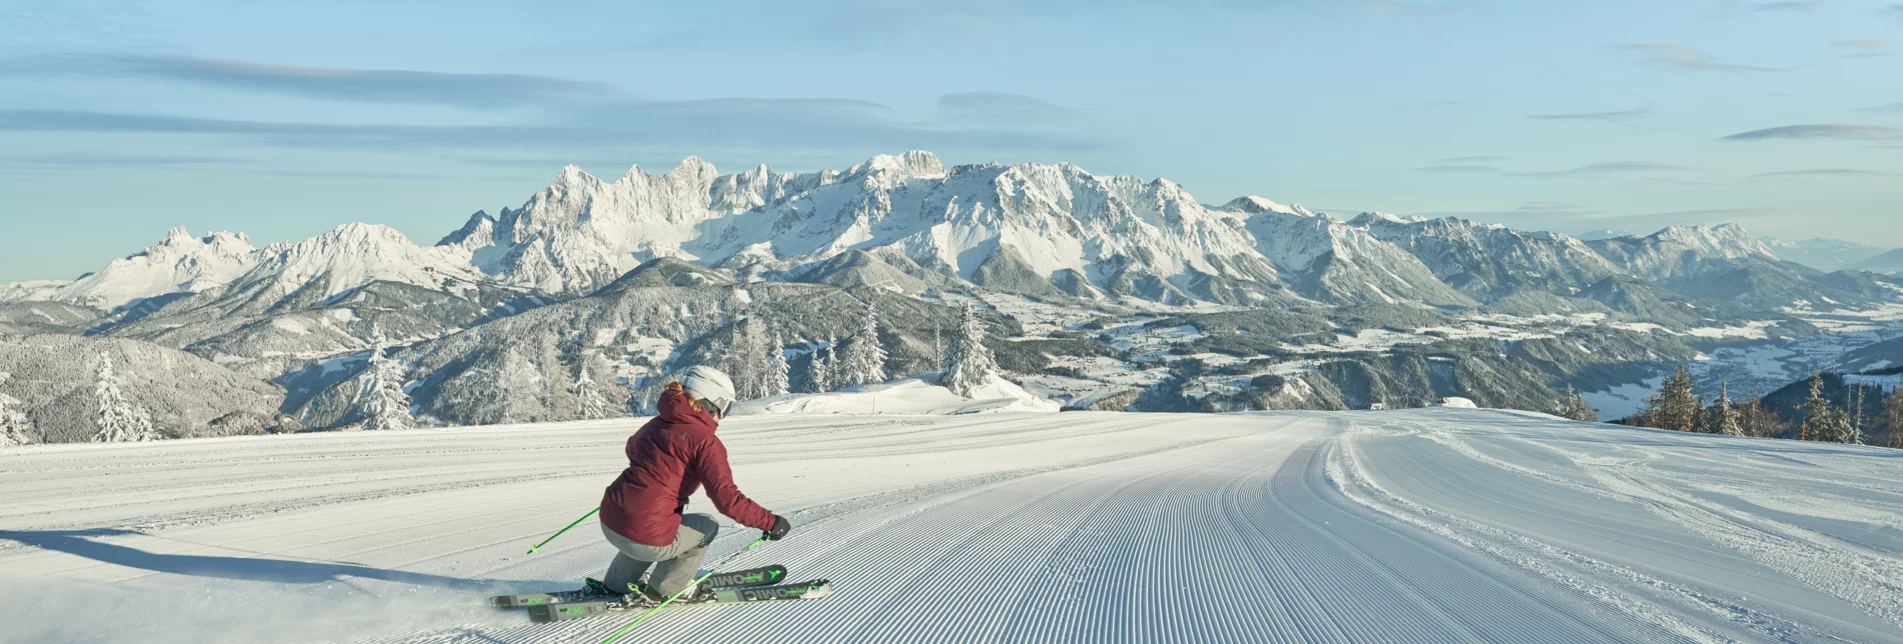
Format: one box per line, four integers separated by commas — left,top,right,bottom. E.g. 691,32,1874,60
601,536,769,644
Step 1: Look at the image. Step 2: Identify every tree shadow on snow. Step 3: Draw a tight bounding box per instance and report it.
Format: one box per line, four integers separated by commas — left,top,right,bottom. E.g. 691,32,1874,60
0,528,510,591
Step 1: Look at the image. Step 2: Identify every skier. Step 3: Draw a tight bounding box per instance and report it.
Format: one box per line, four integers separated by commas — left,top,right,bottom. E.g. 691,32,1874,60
591,366,792,605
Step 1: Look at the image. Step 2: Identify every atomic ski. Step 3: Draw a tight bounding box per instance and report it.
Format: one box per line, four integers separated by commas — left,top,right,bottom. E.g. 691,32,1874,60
490,565,788,608
526,578,833,624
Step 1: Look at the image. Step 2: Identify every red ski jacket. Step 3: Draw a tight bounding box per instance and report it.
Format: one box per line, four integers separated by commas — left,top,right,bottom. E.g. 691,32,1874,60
600,387,776,547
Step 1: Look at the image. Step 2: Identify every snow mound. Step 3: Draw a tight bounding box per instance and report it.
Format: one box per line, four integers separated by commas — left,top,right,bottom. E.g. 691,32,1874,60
1429,396,1480,408
732,374,1060,416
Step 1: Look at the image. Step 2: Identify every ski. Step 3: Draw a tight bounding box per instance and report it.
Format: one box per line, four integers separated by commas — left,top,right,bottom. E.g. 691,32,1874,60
701,564,789,590
489,565,789,608
526,578,833,624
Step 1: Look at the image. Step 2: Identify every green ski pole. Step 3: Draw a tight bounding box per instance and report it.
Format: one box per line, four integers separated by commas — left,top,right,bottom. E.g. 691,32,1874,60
600,536,767,644
527,507,600,554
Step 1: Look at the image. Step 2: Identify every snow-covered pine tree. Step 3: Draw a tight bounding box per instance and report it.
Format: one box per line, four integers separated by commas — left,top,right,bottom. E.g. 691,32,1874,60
809,335,838,393
1799,373,1856,443
941,301,999,398
1850,382,1868,443
1886,386,1903,449
572,352,620,420
1707,381,1743,436
932,324,944,372
1556,386,1596,422
1571,388,1596,422
92,353,158,442
1637,365,1698,431
839,299,888,388
764,331,791,398
746,317,772,399
0,373,35,447
1737,395,1784,439
356,337,414,430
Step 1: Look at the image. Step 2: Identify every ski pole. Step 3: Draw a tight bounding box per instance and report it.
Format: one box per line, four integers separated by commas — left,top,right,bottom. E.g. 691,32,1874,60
527,507,599,554
601,536,767,644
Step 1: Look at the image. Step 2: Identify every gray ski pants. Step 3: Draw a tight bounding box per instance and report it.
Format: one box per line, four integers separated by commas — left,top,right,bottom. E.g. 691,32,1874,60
601,513,719,596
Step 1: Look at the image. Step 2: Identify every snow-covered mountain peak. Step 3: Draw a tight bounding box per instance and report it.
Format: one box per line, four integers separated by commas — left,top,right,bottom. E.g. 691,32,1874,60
1584,223,1784,281
42,227,261,310
1642,224,1777,260
436,211,496,250
1348,212,1427,227
553,164,597,189
226,223,482,305
846,151,947,185
1221,196,1314,217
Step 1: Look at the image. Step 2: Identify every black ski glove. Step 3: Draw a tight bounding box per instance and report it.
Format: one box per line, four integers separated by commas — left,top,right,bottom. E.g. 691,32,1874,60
764,515,791,541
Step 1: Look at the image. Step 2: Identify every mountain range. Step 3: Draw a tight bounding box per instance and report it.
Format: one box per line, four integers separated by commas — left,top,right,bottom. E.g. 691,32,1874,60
3,151,1900,441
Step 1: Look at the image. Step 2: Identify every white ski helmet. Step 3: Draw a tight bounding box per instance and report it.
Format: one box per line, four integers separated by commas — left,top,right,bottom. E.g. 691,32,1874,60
680,365,737,418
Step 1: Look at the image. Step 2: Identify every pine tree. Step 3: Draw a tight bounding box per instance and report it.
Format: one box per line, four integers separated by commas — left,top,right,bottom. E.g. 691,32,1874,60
1885,387,1903,449
1556,386,1596,422
808,335,838,393
1800,373,1856,443
747,318,772,399
1850,382,1868,443
1637,365,1698,431
764,331,791,398
941,301,999,397
92,353,158,442
572,353,620,420
0,373,35,447
1706,381,1743,436
932,324,944,372
1572,388,1596,422
839,299,888,388
1737,395,1784,439
722,316,761,400
357,337,414,430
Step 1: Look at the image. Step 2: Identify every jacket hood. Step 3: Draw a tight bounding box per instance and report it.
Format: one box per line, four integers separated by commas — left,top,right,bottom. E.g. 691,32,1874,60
655,387,719,431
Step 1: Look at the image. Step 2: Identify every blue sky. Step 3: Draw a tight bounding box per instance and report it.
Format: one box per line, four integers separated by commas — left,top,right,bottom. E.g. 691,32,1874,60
2,0,1900,281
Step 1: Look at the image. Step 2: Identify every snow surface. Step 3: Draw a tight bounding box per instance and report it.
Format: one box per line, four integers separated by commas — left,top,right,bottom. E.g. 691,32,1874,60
730,375,1060,416
3,409,1902,643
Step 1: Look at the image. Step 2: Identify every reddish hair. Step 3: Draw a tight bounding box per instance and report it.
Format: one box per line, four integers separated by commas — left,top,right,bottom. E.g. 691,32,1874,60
663,382,709,413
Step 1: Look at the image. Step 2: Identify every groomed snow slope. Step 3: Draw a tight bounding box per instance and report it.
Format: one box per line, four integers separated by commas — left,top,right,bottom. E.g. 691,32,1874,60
2,409,1901,643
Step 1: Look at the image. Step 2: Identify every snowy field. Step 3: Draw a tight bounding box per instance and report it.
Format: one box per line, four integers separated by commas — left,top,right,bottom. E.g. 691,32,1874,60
3,410,1902,643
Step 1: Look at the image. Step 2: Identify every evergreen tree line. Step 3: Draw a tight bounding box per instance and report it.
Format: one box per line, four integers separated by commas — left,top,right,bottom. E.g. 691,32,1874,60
0,353,164,445
1610,365,1903,448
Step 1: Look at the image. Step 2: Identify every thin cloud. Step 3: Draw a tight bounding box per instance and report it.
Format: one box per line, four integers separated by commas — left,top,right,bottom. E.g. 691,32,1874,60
1860,102,1903,113
1429,155,1507,164
1721,124,1903,141
1833,40,1890,58
1415,161,1683,178
1618,44,1781,72
1520,161,1683,177
1519,201,1585,211
0,106,1104,155
1749,1,1818,10
2,54,618,110
0,152,240,169
937,92,1077,123
1529,105,1651,127
1415,164,1502,174
1750,168,1897,178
